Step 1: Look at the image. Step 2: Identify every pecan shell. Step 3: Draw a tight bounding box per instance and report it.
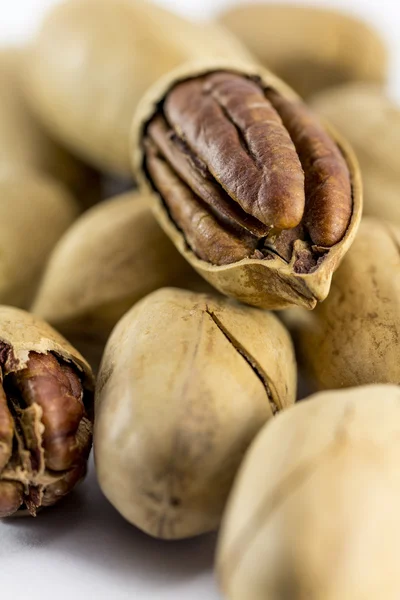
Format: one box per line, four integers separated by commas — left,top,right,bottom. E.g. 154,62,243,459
132,62,362,310
216,386,400,600
218,5,388,99
23,0,253,176
287,218,400,390
0,49,101,211
31,192,208,373
95,287,296,539
310,83,400,226
0,167,78,309
0,307,94,517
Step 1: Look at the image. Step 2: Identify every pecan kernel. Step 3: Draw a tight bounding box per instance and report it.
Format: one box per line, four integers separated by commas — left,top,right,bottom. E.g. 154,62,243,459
144,71,352,270
0,348,92,517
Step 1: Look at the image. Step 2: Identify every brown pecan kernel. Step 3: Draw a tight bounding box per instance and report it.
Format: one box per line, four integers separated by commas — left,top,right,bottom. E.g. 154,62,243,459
145,138,258,265
266,89,352,247
143,71,352,270
0,383,13,471
147,114,268,237
164,72,305,230
12,353,85,472
0,347,92,517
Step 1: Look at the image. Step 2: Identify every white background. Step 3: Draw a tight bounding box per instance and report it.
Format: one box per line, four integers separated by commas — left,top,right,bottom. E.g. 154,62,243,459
1,1,399,599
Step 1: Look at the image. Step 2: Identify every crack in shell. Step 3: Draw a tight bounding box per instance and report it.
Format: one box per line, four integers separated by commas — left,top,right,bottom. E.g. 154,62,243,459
205,307,278,415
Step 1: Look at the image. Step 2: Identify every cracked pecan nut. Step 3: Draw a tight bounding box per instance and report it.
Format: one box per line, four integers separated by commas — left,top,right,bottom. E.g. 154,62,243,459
218,4,388,99
217,385,400,600
132,62,362,310
0,306,94,517
94,287,296,539
285,217,400,390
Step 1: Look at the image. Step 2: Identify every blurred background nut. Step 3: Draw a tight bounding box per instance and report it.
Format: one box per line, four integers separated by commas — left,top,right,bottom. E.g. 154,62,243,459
217,385,400,600
286,218,400,390
0,47,100,210
31,192,208,371
133,62,362,310
311,83,400,225
0,306,94,518
23,0,253,176
218,3,388,99
0,166,78,309
95,288,296,539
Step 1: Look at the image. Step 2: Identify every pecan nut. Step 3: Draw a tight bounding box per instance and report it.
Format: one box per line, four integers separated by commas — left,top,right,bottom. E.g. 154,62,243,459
216,386,400,600
287,217,400,390
31,192,208,372
95,287,296,539
133,62,362,310
218,4,388,99
24,0,253,176
0,307,94,517
0,167,78,309
310,83,400,226
0,49,101,210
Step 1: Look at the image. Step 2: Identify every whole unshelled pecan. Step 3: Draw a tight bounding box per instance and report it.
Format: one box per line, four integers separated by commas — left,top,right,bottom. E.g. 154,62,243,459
0,307,94,517
133,63,362,310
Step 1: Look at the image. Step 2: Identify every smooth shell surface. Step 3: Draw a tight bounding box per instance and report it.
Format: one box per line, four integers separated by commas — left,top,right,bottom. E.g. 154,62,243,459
0,48,100,209
132,60,362,310
217,385,400,600
0,167,78,308
24,0,253,175
95,287,296,539
288,217,400,389
218,4,388,98
31,192,206,370
311,84,400,224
